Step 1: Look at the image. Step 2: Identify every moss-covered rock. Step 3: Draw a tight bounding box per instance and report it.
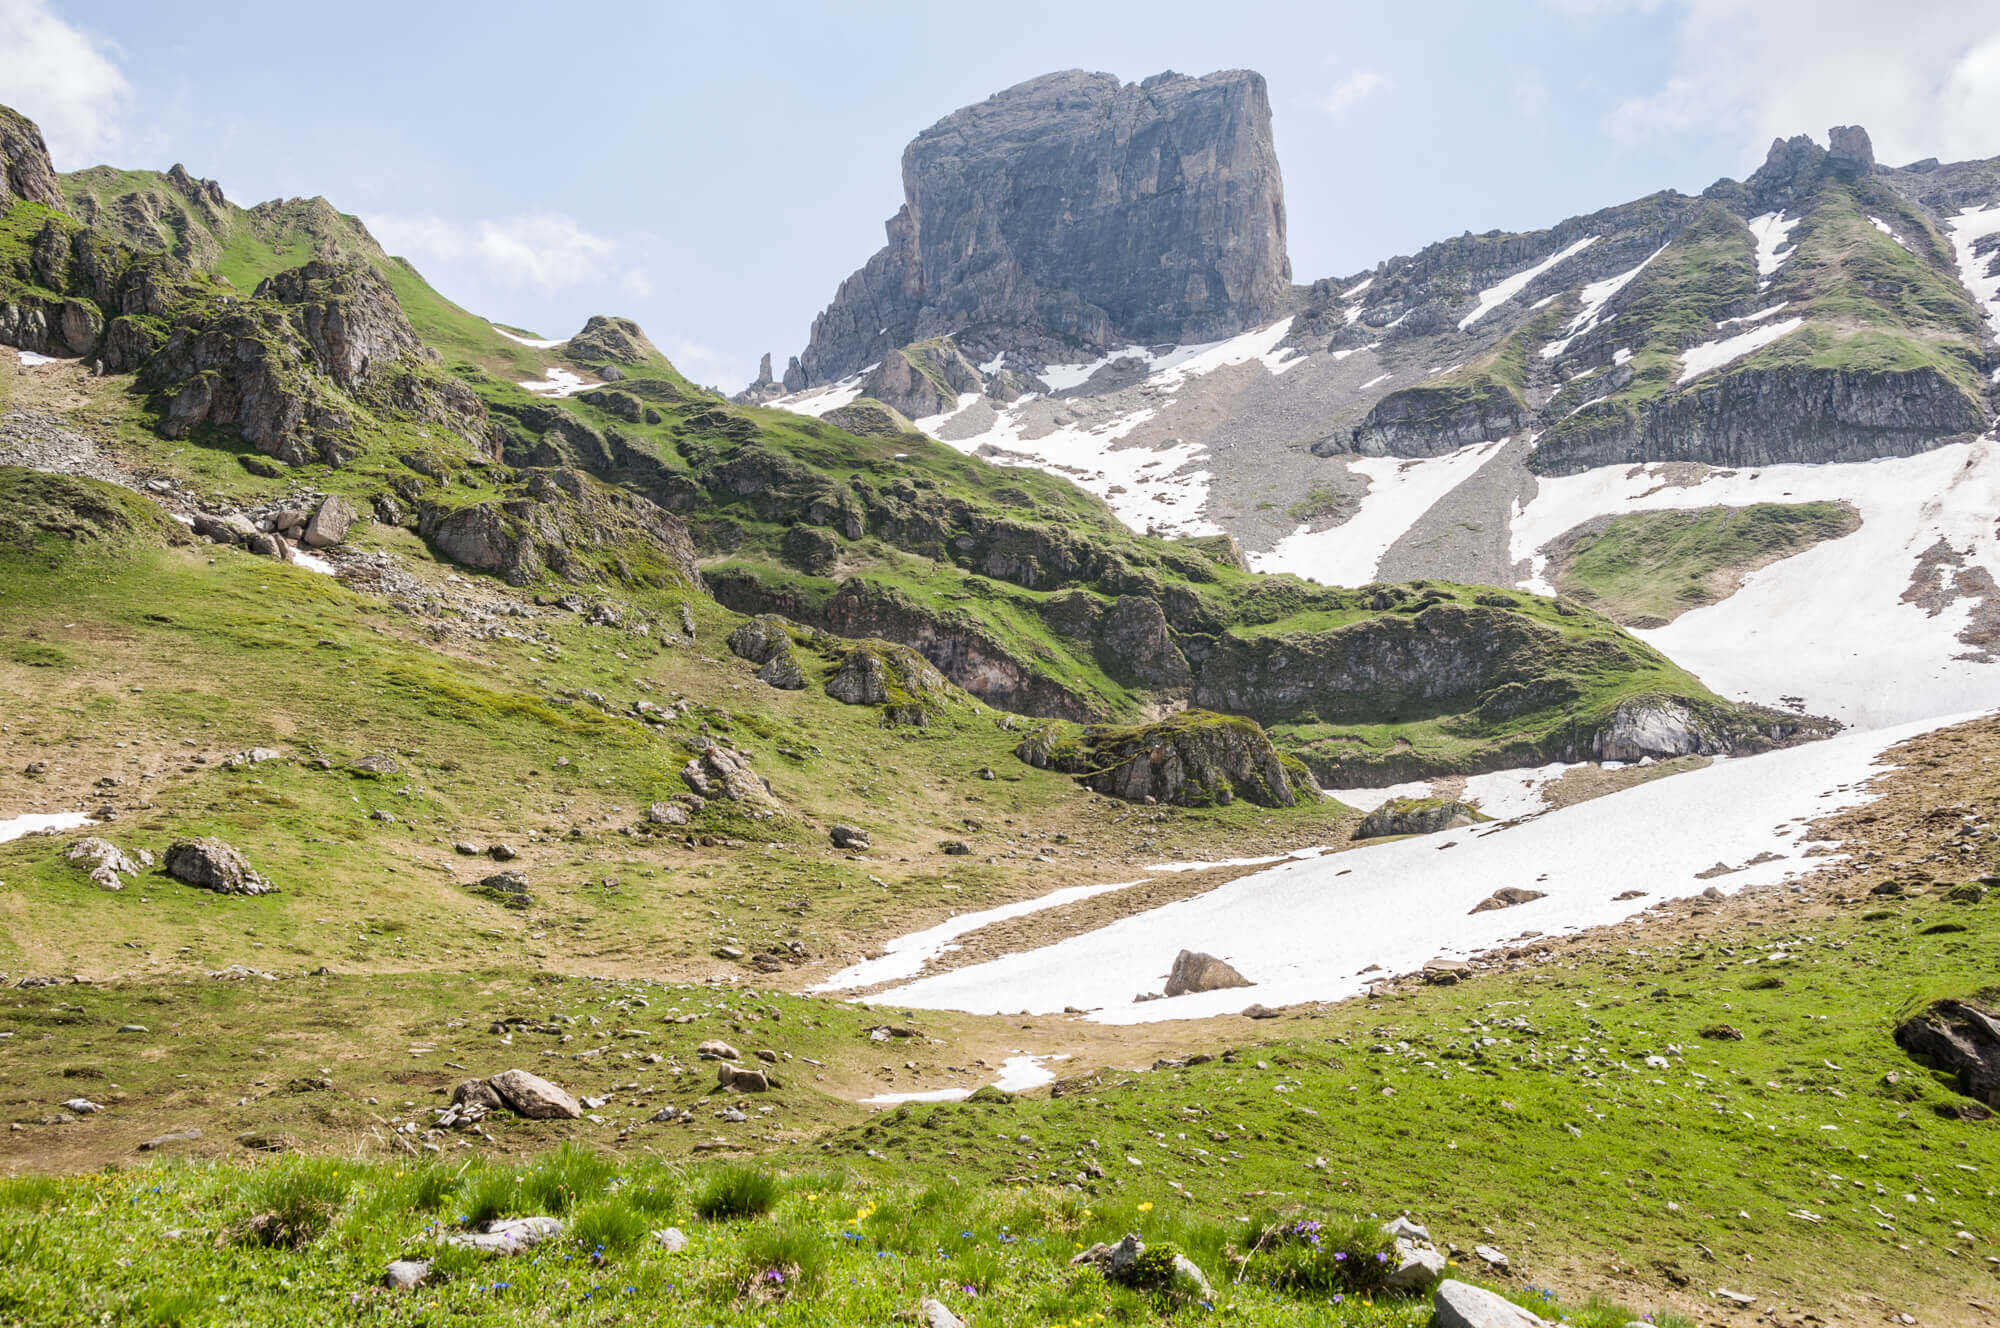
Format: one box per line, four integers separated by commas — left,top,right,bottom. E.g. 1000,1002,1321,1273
824,640,959,726
1353,797,1482,840
1026,709,1320,808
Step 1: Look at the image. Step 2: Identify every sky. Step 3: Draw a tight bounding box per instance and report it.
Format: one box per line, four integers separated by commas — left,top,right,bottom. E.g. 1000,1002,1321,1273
5,0,1999,390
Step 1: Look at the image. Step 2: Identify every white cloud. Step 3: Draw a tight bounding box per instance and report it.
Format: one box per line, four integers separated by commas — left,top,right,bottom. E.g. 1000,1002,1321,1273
1318,69,1391,116
1601,0,2000,167
367,212,618,294
0,0,131,166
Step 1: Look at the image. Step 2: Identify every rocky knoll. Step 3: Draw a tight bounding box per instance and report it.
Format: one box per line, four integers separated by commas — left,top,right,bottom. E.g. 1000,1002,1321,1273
790,68,1290,387
1018,709,1320,808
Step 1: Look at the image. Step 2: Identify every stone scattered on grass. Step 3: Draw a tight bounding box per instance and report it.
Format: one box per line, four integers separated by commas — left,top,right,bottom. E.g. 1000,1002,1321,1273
64,836,138,891
382,1258,430,1290
444,1215,564,1255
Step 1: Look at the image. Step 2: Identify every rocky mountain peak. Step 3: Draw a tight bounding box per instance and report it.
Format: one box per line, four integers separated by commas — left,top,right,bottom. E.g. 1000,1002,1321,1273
164,163,228,211
1827,123,1876,175
787,67,1290,388
0,104,65,215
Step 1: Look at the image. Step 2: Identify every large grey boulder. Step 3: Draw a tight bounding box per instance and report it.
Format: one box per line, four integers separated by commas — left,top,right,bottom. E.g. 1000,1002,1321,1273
486,1068,581,1120
164,838,275,895
1163,949,1252,997
1434,1279,1550,1328
790,68,1290,387
301,494,357,548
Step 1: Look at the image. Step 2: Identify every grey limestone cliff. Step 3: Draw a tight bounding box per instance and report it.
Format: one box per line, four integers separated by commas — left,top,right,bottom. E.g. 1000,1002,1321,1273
792,68,1290,386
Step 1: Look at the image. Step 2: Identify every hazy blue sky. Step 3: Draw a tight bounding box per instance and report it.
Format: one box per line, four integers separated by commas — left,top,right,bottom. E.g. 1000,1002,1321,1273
6,0,1998,388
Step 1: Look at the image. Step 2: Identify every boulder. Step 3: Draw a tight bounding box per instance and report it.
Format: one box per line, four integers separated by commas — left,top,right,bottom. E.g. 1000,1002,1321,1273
1355,797,1478,840
64,837,138,891
1895,999,2000,1108
450,1078,503,1111
1434,1279,1549,1328
164,837,275,895
1471,887,1548,914
829,824,870,850
383,1259,430,1289
301,494,357,548
1384,1216,1448,1291
1163,949,1252,997
646,801,690,827
444,1214,564,1255
727,614,792,665
486,1068,581,1120
696,1040,740,1061
756,646,807,690
716,1063,769,1092
917,1298,966,1328
681,742,778,807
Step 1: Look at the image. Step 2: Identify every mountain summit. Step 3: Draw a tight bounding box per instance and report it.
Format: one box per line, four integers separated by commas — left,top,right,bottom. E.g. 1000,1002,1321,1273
785,68,1290,391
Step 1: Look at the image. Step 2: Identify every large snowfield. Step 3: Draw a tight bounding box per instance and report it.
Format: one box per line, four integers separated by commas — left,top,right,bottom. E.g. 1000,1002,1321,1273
869,715,1956,1022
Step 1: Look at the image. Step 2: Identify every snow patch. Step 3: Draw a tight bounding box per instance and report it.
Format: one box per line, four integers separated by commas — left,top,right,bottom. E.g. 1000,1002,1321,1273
1540,243,1666,360
1358,372,1392,391
1946,205,2000,339
1253,441,1506,586
15,349,60,367
517,367,593,398
291,549,336,576
0,812,94,843
1459,235,1600,330
1676,316,1803,384
1867,216,1909,250
492,325,565,349
1716,302,1790,330
1747,211,1802,285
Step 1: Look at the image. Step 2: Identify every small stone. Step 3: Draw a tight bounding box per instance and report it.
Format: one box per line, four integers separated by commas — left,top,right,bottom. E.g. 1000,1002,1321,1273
137,1128,201,1151
383,1258,430,1290
487,843,519,861
487,1068,581,1120
1434,1279,1548,1328
1474,1244,1510,1270
654,1226,688,1252
696,1040,740,1061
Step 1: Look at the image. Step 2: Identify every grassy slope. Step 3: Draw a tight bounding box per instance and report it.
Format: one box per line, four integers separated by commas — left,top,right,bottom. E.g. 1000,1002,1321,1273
1549,502,1863,626
1,753,1995,1324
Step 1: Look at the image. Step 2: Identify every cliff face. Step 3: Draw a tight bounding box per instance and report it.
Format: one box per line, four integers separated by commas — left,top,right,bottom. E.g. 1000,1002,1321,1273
794,68,1290,386
0,105,64,214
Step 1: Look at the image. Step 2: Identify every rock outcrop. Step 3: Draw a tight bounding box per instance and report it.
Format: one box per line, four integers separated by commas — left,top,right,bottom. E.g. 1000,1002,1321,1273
420,467,701,590
1353,797,1478,840
1532,364,1986,475
825,641,957,726
1021,709,1320,808
793,68,1289,386
486,1068,582,1120
561,315,661,368
0,105,64,214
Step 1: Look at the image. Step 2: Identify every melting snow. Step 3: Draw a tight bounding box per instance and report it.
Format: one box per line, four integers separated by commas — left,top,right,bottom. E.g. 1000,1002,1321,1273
1747,212,1802,286
1540,243,1666,359
292,549,336,576
869,716,1946,1022
1867,216,1909,249
0,812,94,843
1459,235,1600,330
1512,439,2000,727
1716,302,1791,330
1253,441,1506,586
492,325,565,349
1322,779,1433,813
518,367,593,397
1676,316,1803,384
1358,372,1393,391
813,878,1154,992
15,349,59,367
1946,205,2000,339
1342,277,1374,299
862,1054,1066,1104
1611,347,1633,366
1460,761,1587,820
769,369,872,418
